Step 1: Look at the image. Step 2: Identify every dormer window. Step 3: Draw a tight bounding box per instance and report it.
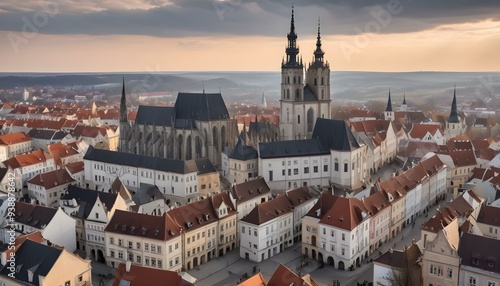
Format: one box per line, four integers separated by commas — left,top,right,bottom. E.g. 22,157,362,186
186,222,193,228
154,230,159,236
121,225,127,231
472,258,480,265
142,228,147,235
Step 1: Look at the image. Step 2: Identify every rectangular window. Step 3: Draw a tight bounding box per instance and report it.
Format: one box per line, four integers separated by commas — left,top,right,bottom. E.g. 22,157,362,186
324,165,328,172
342,234,345,241
335,162,339,171
447,268,453,278
293,168,298,175
344,163,348,172
269,171,273,181
313,166,318,173
469,276,476,286
304,167,309,174
282,169,285,176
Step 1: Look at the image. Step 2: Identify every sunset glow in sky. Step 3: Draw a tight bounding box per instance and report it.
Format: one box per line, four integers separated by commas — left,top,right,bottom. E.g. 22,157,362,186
1,0,500,72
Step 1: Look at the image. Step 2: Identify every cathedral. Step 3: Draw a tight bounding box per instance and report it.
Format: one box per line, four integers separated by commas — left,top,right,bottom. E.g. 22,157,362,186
280,7,332,141
119,78,237,167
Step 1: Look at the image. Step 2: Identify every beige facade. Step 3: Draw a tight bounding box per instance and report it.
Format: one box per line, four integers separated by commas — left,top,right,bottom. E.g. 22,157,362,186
227,157,258,185
422,219,460,286
198,171,220,197
40,250,92,286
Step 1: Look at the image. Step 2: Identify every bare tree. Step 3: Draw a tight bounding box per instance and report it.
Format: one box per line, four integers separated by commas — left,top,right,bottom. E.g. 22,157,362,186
384,258,421,286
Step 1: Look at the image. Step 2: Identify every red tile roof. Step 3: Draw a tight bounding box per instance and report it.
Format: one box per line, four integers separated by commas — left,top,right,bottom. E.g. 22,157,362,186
3,149,51,169
0,132,31,145
65,161,84,174
409,124,444,139
306,192,369,231
477,205,500,227
105,210,181,241
112,263,184,286
241,195,294,225
27,168,75,190
167,197,219,232
267,264,315,286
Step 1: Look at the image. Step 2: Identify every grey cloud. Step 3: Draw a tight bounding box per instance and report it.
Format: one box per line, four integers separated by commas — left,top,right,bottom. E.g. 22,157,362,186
0,0,499,38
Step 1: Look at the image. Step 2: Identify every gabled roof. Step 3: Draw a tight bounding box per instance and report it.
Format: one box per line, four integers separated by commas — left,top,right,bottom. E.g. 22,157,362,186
312,118,360,151
105,210,181,241
175,92,229,121
285,187,315,207
241,195,294,225
113,263,184,286
231,177,271,204
61,185,118,219
65,161,84,174
229,137,258,161
135,106,175,126
167,197,219,232
14,202,57,229
239,272,266,286
477,205,500,227
0,240,62,286
375,244,422,270
362,190,390,216
84,146,199,174
211,191,236,213
303,84,318,101
267,264,315,286
447,150,477,167
306,192,369,231
458,233,500,274
3,149,51,169
27,168,75,190
409,124,443,139
0,132,31,145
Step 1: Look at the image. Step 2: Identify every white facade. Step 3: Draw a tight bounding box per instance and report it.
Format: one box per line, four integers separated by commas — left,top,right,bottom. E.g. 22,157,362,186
240,212,294,263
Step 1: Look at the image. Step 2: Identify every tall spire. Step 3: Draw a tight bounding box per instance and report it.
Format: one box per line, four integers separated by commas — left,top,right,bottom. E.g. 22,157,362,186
402,92,407,105
449,85,459,123
313,17,325,63
120,77,127,123
283,4,301,67
385,89,393,112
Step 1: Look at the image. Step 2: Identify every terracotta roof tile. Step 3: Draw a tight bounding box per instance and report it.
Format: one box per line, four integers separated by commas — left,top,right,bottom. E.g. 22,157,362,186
3,149,50,169
113,263,184,286
477,205,500,227
241,195,294,225
0,132,31,145
409,124,444,139
167,198,219,232
27,168,75,190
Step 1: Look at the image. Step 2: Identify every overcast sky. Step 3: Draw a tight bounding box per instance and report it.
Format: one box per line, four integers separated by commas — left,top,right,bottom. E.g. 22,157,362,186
1,0,500,72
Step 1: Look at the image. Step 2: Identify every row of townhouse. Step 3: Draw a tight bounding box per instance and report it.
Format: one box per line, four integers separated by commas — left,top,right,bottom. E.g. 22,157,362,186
2,149,56,186
258,118,369,191
83,146,220,205
349,119,398,174
239,187,317,262
59,184,129,262
104,192,237,272
301,154,447,270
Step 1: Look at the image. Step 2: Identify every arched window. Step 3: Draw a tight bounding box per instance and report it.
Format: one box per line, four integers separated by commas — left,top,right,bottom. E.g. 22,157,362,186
293,76,296,84
287,89,290,99
298,76,301,84
314,78,317,86
287,108,290,122
321,89,324,99
298,115,301,124
295,89,300,99
321,77,324,85
307,108,314,132
287,76,290,84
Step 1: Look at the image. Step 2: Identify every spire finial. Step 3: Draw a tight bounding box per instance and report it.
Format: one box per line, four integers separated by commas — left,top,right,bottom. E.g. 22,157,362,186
202,79,205,94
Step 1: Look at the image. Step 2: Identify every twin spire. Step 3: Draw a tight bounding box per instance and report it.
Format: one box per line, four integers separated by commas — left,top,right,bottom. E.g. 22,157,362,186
284,5,324,68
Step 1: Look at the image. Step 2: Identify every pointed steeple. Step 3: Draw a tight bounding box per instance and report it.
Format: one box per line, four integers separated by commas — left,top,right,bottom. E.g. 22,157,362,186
385,89,393,112
120,77,127,123
402,93,407,105
313,17,325,63
448,86,459,123
283,5,301,67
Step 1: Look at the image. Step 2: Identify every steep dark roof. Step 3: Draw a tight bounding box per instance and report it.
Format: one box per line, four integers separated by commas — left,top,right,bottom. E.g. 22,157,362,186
231,177,271,204
241,195,294,225
193,157,217,174
27,129,68,140
0,240,62,285
229,137,258,161
135,106,175,126
259,138,328,159
385,91,393,112
449,88,459,123
83,146,198,174
174,92,229,121
458,232,500,274
312,118,360,151
303,84,318,101
62,185,118,219
167,197,219,232
15,202,57,229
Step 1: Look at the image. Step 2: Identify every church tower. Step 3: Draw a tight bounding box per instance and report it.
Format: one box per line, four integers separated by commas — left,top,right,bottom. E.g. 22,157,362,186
446,86,464,139
400,93,407,111
384,90,394,121
280,6,305,141
119,77,129,152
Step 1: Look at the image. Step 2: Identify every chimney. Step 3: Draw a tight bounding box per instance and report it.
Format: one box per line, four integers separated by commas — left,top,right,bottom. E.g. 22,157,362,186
389,248,393,253
126,261,131,272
